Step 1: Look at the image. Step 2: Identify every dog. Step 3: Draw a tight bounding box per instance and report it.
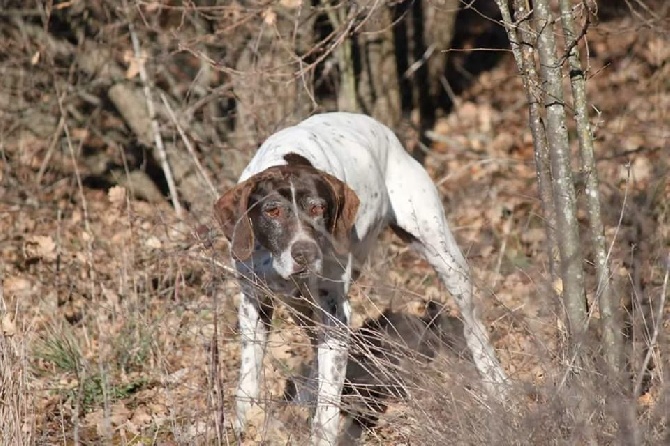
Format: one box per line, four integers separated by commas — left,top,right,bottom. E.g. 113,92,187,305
214,112,507,445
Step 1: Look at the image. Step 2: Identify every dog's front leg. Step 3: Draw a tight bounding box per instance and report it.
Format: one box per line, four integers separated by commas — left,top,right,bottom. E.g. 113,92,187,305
234,285,273,437
311,272,352,445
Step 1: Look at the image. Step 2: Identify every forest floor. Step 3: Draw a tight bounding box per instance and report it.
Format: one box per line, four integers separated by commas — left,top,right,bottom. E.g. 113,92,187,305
1,6,668,446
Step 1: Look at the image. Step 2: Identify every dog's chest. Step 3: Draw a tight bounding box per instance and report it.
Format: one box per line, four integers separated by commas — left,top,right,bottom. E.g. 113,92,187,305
237,247,298,296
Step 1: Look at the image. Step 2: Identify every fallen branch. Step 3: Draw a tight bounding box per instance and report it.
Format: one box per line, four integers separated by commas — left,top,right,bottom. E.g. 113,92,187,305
126,5,184,218
160,93,218,199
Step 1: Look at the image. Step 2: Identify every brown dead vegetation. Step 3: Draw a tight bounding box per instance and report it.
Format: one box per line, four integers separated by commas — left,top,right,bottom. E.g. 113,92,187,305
0,1,668,445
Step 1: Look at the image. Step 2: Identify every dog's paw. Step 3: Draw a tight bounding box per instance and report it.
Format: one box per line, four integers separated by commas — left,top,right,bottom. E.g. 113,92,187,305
232,403,267,441
231,416,244,441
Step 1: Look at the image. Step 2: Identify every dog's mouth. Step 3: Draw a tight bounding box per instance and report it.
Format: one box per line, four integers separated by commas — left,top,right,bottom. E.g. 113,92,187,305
290,259,324,279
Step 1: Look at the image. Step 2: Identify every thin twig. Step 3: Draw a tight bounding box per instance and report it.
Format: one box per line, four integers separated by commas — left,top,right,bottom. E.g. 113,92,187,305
160,92,218,199
57,96,96,297
125,1,184,218
493,210,513,289
559,0,622,372
633,255,669,398
36,114,65,185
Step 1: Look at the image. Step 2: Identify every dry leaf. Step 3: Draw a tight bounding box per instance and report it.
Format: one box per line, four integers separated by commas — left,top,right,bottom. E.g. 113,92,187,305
108,186,127,207
2,314,16,336
262,8,277,26
144,2,161,12
144,236,162,250
31,51,40,65
108,402,131,427
629,156,651,183
638,392,654,407
87,402,130,437
71,128,89,140
84,408,105,429
553,277,563,295
54,1,73,9
521,228,545,244
130,406,153,426
3,276,33,297
643,37,670,67
24,235,57,262
246,404,266,432
162,368,189,385
280,0,302,7
123,49,147,79
127,406,153,434
268,335,291,361
406,299,427,316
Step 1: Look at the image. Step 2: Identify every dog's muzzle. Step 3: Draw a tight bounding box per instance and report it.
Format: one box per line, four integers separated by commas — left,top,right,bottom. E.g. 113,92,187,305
290,240,321,276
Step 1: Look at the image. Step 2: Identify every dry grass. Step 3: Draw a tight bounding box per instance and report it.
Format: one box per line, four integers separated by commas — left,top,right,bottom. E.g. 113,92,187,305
0,1,668,445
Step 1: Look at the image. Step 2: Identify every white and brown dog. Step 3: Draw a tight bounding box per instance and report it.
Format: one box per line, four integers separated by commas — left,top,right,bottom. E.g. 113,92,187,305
214,112,507,445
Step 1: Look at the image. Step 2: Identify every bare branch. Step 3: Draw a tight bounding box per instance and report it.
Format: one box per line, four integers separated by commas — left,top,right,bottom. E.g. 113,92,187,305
160,93,218,200
125,1,184,218
634,255,669,397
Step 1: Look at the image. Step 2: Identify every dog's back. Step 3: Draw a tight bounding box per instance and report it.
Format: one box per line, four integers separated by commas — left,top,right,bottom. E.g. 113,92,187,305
240,112,404,183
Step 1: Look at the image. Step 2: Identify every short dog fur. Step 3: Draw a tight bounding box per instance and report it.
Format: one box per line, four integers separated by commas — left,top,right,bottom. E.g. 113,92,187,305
214,112,507,445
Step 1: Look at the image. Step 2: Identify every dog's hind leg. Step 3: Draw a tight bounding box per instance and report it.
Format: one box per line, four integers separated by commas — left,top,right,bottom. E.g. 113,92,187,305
386,157,509,399
234,285,274,436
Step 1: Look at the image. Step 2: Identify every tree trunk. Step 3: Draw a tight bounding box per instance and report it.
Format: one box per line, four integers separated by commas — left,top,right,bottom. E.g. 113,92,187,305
497,0,558,284
495,0,588,361
558,0,623,373
422,0,460,106
322,0,358,113
355,2,401,128
533,0,588,348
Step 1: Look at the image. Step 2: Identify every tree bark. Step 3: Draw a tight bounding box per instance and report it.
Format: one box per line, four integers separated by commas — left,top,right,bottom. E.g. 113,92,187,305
322,0,358,113
558,0,623,373
355,2,401,128
423,0,460,104
533,0,588,346
496,0,588,353
496,0,558,283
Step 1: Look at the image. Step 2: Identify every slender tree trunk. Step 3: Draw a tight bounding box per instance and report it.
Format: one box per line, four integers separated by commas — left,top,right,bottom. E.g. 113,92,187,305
533,0,588,346
558,0,623,373
497,0,558,283
355,2,401,128
495,0,588,355
323,0,358,113
423,0,460,104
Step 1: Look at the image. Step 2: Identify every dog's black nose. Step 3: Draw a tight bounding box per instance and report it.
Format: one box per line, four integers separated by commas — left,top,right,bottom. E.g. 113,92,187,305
291,240,319,267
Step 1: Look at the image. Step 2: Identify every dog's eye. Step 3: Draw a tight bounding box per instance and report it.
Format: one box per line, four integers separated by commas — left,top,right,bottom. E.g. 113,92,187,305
264,206,282,218
308,204,325,217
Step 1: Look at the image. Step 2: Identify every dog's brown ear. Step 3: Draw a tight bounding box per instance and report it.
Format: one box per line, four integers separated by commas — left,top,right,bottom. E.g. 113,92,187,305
321,173,360,255
214,179,255,261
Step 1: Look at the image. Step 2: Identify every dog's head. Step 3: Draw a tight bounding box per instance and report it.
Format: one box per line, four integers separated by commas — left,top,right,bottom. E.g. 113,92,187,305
214,153,360,279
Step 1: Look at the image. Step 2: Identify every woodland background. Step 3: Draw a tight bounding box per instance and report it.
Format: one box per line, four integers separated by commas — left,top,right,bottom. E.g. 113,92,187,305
0,0,668,444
